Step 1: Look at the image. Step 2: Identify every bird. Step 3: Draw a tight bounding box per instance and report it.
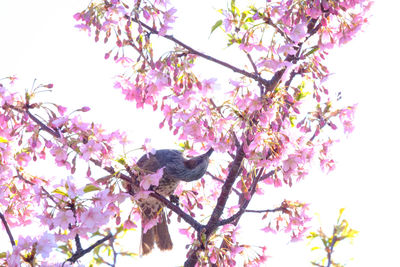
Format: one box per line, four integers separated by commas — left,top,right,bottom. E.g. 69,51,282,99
135,147,214,255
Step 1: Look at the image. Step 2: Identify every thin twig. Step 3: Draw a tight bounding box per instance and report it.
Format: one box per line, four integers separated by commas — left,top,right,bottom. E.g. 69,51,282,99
246,53,265,95
26,109,61,138
245,207,285,213
89,158,132,183
217,167,264,226
0,211,16,247
15,170,61,208
64,232,113,265
126,15,269,87
263,17,290,42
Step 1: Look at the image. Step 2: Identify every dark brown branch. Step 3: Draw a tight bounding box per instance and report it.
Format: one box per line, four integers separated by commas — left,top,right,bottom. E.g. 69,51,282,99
246,53,265,95
149,191,204,232
184,145,245,267
89,158,132,183
217,167,264,226
22,103,205,243
284,68,302,89
263,17,290,42
0,211,16,247
264,20,322,94
220,206,285,225
126,15,269,87
259,169,275,182
23,107,132,185
26,109,61,138
205,145,245,231
245,207,285,213
64,232,113,265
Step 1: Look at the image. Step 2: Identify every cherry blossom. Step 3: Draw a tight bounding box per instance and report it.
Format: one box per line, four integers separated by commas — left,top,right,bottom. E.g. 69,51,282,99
53,210,75,230
140,167,164,190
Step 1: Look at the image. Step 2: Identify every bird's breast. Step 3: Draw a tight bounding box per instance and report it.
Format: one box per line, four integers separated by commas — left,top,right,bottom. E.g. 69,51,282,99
156,175,180,196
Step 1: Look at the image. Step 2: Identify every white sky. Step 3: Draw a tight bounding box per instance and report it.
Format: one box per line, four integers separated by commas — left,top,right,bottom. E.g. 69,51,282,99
1,1,400,266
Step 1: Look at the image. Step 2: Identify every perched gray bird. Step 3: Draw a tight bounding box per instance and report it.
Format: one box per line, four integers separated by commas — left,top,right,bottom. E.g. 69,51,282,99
136,148,214,255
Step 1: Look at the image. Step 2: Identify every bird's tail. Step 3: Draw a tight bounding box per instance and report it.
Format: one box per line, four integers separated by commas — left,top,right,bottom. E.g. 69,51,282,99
141,210,173,255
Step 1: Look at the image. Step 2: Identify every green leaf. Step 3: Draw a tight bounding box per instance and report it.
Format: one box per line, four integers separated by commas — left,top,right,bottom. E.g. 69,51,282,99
210,19,222,35
304,46,319,57
178,141,191,150
231,0,236,12
0,252,7,258
289,116,296,127
116,157,126,165
53,187,68,197
83,184,101,193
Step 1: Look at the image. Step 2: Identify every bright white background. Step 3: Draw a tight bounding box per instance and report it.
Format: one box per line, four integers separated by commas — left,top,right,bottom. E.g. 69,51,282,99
1,1,399,266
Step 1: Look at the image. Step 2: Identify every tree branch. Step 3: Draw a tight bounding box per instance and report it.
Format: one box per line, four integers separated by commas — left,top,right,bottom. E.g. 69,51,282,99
245,207,286,214
263,20,322,94
0,211,16,247
263,17,290,42
246,53,265,95
89,158,132,183
15,170,62,209
217,167,264,226
22,103,206,243
22,106,133,185
125,15,269,87
149,191,204,232
205,144,245,231
64,232,113,265
25,109,61,138
184,145,245,267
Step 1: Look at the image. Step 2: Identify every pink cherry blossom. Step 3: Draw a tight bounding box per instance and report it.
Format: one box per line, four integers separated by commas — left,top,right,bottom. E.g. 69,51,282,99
289,22,308,44
37,232,56,257
80,139,102,161
140,167,164,190
50,145,68,164
81,206,110,230
53,210,75,229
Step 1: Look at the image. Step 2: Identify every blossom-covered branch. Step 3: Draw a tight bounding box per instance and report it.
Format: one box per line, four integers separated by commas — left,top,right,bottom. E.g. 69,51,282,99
0,0,371,265
64,232,113,265
126,15,267,86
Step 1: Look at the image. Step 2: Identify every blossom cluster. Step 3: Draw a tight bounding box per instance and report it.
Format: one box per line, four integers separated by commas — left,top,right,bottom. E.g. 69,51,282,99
0,0,371,265
71,0,369,264
0,79,133,265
